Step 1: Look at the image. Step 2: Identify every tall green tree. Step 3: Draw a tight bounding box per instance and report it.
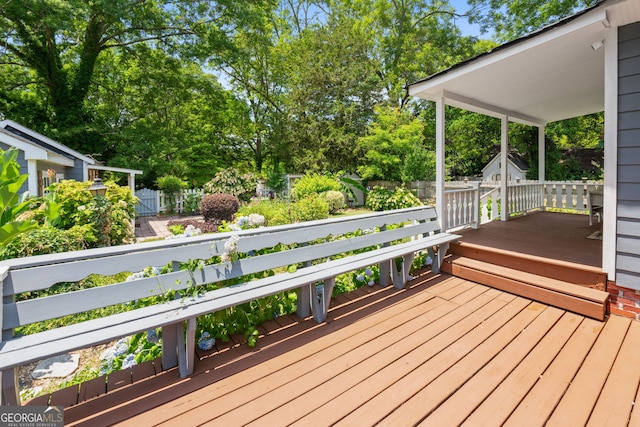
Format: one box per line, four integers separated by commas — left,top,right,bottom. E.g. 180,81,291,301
0,0,268,154
467,0,599,41
357,106,427,182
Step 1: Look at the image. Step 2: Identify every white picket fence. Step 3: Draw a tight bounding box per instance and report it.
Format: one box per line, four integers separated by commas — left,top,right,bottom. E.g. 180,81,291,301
443,180,603,231
135,188,204,216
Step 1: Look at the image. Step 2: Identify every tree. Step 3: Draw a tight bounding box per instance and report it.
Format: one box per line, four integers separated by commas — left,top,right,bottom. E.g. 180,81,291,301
0,0,267,154
357,106,426,182
467,0,599,42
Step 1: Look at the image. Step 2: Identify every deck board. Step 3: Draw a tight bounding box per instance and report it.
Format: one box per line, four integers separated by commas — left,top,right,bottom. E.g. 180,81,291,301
432,311,583,427
546,314,631,427
588,319,640,426
499,316,604,426
62,269,640,427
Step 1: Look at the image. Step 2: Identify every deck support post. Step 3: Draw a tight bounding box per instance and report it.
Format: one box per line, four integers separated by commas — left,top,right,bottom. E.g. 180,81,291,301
178,317,196,378
310,277,336,323
1,368,18,406
161,323,179,370
391,254,415,289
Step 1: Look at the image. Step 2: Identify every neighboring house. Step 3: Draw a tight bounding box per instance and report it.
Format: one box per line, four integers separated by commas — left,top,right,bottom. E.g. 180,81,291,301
408,0,640,293
0,120,141,195
481,151,529,182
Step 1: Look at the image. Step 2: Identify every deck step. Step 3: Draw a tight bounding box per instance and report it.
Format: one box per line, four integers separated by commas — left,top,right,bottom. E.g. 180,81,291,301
445,242,607,290
442,255,608,320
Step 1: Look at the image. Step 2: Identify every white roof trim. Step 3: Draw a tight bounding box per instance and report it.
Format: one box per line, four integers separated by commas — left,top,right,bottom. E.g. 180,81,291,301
89,164,143,175
0,120,95,164
407,3,622,124
0,128,47,160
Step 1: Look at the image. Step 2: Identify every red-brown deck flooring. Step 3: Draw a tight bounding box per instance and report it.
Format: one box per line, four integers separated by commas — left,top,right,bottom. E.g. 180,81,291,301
453,211,602,267
64,268,640,426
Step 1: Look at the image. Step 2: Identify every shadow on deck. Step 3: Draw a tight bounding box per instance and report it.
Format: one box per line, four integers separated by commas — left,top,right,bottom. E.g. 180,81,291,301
60,267,640,426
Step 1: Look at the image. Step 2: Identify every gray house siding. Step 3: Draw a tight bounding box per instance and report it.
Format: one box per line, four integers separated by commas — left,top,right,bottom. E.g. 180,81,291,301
66,158,85,182
617,22,640,290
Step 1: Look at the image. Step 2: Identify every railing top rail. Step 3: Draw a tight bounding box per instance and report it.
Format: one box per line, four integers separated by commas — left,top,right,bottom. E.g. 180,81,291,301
0,205,436,271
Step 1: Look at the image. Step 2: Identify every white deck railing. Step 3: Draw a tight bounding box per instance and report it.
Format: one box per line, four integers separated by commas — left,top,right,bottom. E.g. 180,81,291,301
443,180,603,231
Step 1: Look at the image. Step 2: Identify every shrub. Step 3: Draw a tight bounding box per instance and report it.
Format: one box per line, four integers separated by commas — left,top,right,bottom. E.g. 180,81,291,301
2,225,88,259
183,192,202,215
204,169,259,202
287,195,330,223
39,180,136,247
200,193,240,223
325,190,345,213
365,186,421,211
291,173,341,200
238,196,329,226
157,175,186,213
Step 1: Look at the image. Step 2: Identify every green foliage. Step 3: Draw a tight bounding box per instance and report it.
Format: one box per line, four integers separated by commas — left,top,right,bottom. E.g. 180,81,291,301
200,193,240,223
265,164,287,195
2,225,88,259
204,169,259,202
357,106,426,182
238,196,329,226
42,180,136,248
183,192,202,215
283,195,330,224
401,145,436,183
0,148,37,253
467,0,597,42
365,186,422,211
325,190,346,214
291,173,342,200
157,175,186,213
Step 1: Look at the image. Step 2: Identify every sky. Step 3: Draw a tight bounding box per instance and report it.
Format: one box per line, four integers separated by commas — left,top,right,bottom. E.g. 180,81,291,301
448,0,486,38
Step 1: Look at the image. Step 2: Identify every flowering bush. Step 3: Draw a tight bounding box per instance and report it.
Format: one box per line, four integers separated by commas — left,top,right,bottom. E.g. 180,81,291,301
41,179,137,247
324,190,345,213
165,224,202,239
365,186,421,211
236,196,329,226
99,332,161,375
197,331,215,351
200,193,240,223
204,168,259,202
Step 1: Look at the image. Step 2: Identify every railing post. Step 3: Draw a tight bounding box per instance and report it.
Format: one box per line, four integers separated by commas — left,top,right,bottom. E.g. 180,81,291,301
0,266,19,406
162,261,181,370
472,182,480,229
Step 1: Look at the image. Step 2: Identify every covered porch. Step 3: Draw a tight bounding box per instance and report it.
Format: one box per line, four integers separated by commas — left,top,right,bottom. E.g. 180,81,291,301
406,0,640,285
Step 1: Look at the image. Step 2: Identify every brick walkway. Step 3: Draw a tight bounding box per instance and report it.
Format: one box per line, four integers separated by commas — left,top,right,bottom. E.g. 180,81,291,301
134,216,185,241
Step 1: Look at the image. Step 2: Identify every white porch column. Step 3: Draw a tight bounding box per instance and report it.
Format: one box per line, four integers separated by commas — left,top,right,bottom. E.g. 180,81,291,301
435,96,446,230
500,116,509,221
603,26,618,280
128,173,135,192
538,125,546,211
538,125,545,182
27,159,38,196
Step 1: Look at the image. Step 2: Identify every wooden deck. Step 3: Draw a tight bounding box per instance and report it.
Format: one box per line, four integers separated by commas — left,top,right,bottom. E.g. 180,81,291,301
452,211,602,268
63,268,640,426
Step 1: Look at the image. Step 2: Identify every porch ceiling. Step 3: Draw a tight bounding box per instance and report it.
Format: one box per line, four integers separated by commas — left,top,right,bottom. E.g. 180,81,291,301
408,0,640,126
